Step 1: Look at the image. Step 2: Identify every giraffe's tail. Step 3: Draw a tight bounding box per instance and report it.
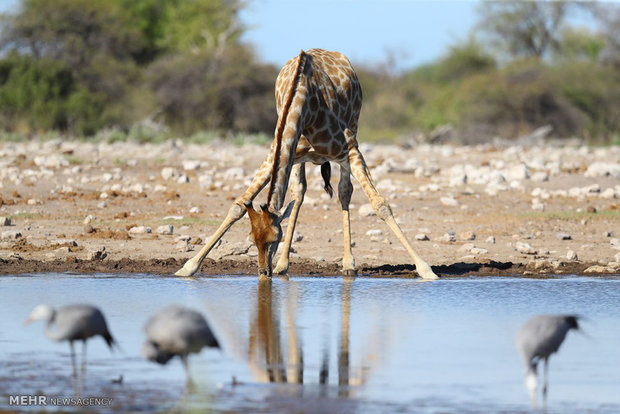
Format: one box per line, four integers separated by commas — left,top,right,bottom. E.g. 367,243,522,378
320,162,333,198
267,50,309,207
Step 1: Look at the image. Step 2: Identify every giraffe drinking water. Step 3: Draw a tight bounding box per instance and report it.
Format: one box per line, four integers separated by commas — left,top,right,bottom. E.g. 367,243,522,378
175,49,438,280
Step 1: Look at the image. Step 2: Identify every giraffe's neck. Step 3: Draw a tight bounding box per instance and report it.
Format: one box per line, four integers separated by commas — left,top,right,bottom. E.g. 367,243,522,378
267,51,310,211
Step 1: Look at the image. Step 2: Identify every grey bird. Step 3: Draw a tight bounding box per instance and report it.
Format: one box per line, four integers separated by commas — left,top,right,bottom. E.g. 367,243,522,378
24,304,117,377
141,305,220,383
515,314,580,408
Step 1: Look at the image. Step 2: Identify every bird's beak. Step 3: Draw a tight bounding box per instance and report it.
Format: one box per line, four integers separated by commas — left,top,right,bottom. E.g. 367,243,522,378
23,317,33,326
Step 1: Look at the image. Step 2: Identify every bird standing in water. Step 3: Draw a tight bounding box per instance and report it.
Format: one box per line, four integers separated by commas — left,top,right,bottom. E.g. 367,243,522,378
141,305,220,385
24,304,117,378
515,314,580,408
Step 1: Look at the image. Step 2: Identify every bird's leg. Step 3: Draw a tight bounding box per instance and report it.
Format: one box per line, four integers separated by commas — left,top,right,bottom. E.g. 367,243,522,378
70,341,77,379
80,340,87,380
542,358,549,406
181,355,195,391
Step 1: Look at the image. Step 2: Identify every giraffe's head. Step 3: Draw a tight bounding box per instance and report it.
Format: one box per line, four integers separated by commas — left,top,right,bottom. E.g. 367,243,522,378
244,201,294,277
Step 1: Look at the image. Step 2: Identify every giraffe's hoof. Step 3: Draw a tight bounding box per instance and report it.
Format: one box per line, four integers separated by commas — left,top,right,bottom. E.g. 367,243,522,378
258,274,272,282
343,268,357,277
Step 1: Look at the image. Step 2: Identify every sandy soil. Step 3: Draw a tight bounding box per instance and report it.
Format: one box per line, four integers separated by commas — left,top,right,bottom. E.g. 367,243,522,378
0,139,619,277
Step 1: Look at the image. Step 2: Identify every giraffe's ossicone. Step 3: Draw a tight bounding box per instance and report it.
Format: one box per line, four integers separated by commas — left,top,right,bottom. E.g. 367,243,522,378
175,49,439,280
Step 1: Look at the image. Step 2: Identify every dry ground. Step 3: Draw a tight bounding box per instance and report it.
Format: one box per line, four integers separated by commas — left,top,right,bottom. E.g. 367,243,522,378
1,139,619,277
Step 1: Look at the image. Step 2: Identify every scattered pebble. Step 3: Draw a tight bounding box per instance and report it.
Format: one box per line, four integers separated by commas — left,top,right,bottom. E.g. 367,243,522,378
556,232,572,240
515,241,537,255
1,230,21,240
471,247,488,255
459,231,476,241
87,247,107,261
439,232,456,243
161,167,182,180
566,250,578,261
415,233,429,241
0,217,11,226
485,236,496,244
366,229,383,236
156,225,174,235
358,203,375,217
440,196,459,207
128,226,151,234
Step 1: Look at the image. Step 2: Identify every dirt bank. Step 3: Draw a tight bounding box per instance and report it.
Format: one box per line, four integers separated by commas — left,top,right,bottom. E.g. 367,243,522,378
1,140,619,277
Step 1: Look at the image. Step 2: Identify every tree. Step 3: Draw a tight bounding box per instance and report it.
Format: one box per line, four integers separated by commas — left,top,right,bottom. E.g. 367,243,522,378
476,1,573,60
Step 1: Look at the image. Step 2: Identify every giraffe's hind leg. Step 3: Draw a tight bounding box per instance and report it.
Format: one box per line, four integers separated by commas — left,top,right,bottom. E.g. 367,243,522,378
346,138,438,280
274,163,306,275
338,164,356,276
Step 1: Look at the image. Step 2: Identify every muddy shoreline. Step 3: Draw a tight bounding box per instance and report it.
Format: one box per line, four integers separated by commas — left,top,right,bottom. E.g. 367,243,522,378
1,256,615,278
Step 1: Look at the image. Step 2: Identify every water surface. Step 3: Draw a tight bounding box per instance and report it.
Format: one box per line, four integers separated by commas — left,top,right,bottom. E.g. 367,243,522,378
1,274,619,413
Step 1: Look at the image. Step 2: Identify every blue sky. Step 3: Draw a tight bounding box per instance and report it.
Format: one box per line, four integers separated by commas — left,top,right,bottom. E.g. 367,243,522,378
0,0,480,71
239,0,480,71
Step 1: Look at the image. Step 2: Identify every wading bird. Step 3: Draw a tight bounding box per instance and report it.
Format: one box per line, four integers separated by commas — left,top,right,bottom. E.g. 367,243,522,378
141,305,220,383
24,304,117,377
515,314,580,408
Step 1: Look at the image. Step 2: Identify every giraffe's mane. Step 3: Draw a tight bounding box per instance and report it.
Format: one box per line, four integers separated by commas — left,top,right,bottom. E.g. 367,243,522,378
267,50,307,207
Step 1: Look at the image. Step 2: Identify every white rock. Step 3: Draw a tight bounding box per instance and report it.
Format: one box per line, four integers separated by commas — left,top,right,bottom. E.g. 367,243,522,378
508,164,529,180
471,247,488,255
161,167,181,180
293,231,303,242
1,230,22,239
415,233,429,241
439,232,456,242
600,188,616,199
556,232,571,240
33,155,69,168
358,203,376,217
530,171,549,182
516,241,537,255
486,236,496,244
87,246,107,261
156,225,174,235
128,225,151,234
585,162,620,178
198,174,214,188
223,167,244,180
566,250,578,261
175,240,193,252
0,217,11,226
459,243,475,252
459,231,476,241
440,196,459,207
366,229,383,236
449,174,467,187
182,160,202,171
189,206,201,214
610,238,620,250
177,175,190,184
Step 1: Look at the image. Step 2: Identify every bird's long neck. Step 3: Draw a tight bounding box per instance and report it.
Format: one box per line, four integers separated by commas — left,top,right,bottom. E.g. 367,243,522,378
44,310,62,342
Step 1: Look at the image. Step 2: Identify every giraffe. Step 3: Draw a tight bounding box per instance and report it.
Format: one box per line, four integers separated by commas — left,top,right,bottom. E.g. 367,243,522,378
175,49,438,280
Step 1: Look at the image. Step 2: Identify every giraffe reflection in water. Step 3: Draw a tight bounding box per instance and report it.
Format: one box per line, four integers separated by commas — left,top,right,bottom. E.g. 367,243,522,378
246,278,374,395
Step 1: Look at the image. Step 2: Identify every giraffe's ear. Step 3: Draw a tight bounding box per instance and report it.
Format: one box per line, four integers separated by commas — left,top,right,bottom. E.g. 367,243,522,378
278,200,295,222
244,201,258,219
